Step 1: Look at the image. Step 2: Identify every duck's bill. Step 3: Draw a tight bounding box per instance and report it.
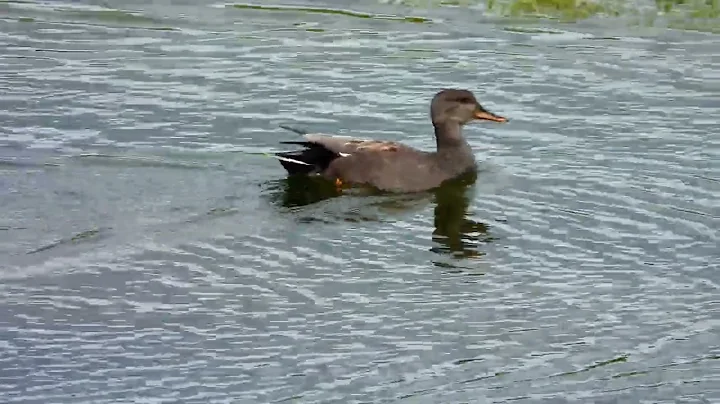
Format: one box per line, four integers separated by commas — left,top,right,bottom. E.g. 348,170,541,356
474,110,508,123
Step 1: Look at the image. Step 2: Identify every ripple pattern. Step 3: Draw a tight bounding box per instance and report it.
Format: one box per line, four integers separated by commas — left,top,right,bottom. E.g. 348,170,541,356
1,0,719,403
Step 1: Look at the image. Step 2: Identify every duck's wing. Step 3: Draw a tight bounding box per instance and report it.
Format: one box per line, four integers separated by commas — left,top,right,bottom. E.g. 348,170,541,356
278,124,414,155
326,143,437,192
275,125,425,179
303,135,418,155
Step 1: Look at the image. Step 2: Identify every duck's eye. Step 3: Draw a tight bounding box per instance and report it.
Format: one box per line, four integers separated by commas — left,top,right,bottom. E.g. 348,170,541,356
457,97,474,104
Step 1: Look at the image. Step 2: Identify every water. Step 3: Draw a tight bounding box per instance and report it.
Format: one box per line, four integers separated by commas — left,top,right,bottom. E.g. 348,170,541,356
1,0,719,402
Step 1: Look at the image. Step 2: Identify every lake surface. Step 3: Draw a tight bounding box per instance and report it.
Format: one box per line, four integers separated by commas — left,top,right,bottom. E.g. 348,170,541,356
1,0,719,403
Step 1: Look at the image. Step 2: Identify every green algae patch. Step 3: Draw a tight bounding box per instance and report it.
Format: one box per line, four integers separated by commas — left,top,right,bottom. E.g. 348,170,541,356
2,2,174,30
656,0,683,13
554,355,629,378
438,0,471,5
657,0,720,17
586,355,628,370
486,0,719,25
612,370,649,379
690,7,720,18
401,47,440,53
502,25,563,33
27,228,107,255
495,0,618,20
48,7,181,31
404,15,432,22
668,18,720,32
64,9,158,24
655,0,719,14
655,0,720,33
395,0,720,34
393,0,481,7
229,3,431,23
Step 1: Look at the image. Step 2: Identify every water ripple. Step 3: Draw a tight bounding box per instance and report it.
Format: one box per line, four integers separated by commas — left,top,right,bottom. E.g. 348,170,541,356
1,0,719,403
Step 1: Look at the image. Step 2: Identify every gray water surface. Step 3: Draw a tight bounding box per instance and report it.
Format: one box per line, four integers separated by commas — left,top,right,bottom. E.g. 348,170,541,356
1,1,719,403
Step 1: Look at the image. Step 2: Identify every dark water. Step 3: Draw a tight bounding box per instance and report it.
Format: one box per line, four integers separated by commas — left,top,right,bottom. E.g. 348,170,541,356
1,0,719,403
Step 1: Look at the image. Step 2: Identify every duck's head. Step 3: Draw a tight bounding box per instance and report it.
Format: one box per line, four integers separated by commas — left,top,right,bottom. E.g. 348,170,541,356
430,89,507,126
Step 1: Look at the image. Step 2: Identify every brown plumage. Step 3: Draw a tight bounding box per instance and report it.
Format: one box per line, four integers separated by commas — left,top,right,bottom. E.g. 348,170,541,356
275,89,508,193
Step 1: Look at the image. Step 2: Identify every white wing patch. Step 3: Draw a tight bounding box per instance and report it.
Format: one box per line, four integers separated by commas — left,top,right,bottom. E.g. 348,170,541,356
273,155,312,165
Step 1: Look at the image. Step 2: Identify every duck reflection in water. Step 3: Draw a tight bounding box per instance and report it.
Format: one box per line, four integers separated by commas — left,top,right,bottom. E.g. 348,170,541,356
430,171,495,259
264,170,495,260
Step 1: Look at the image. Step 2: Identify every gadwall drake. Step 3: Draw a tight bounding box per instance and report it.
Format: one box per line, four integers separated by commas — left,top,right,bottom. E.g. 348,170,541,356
274,89,507,193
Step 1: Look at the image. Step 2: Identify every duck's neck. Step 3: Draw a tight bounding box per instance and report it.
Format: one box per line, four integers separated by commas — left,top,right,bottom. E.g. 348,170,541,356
432,121,476,173
433,121,470,151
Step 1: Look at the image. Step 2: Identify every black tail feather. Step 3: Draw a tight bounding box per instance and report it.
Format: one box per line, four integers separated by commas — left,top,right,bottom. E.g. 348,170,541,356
276,125,340,176
275,144,339,175
275,151,315,175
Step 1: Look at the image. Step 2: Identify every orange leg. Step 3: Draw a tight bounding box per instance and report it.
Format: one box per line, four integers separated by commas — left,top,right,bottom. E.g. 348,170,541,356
335,178,344,191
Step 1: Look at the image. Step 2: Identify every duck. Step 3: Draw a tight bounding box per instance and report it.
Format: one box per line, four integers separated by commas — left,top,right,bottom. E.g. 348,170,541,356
273,88,508,193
